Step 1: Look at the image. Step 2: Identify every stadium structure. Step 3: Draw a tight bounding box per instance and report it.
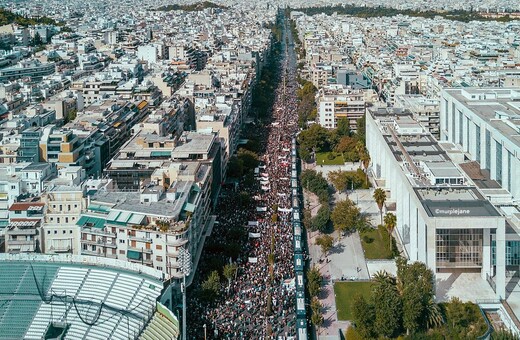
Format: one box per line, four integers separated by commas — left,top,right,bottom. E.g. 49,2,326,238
0,254,180,340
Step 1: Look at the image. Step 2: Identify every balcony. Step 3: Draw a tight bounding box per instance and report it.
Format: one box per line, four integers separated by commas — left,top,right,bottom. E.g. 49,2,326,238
166,238,188,247
8,229,37,236
82,228,116,238
127,246,153,254
8,240,35,246
127,256,153,265
128,235,153,243
166,250,180,258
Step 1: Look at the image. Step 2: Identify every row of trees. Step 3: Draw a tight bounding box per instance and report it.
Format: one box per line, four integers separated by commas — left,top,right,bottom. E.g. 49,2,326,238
0,8,64,27
350,258,492,339
296,79,318,128
352,258,441,338
155,1,226,12
299,4,517,23
199,261,238,301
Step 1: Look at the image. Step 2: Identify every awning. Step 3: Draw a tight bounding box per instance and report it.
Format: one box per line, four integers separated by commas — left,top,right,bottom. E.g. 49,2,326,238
127,250,142,260
150,150,172,157
77,215,105,229
88,204,111,214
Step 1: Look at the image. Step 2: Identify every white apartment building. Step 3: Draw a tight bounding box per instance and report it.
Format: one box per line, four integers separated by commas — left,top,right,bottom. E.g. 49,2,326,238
367,107,506,299
317,84,365,131
78,162,213,286
41,167,86,255
440,88,520,200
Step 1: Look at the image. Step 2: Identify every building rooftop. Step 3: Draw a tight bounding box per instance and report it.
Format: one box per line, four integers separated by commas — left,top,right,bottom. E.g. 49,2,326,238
444,88,520,149
90,180,193,218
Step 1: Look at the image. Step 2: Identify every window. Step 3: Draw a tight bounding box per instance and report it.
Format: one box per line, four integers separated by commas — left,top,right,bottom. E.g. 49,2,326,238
63,230,66,234
54,230,57,234
119,250,125,255
119,239,125,244
156,244,162,250
47,230,51,234
70,230,73,234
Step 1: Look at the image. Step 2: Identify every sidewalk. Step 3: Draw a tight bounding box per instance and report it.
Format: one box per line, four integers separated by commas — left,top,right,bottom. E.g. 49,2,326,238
308,230,369,339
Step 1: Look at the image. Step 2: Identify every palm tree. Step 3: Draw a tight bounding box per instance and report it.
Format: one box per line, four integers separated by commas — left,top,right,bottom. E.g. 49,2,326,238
372,270,394,286
373,188,386,225
356,142,371,185
425,297,444,329
384,212,397,250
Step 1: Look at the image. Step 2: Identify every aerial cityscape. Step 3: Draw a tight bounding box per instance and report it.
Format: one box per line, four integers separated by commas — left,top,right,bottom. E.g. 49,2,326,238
1,0,520,339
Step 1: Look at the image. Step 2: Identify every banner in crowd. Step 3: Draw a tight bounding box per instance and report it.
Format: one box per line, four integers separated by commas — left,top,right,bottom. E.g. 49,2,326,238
248,232,261,238
248,257,258,263
278,207,292,213
256,207,267,212
248,221,259,226
283,278,295,290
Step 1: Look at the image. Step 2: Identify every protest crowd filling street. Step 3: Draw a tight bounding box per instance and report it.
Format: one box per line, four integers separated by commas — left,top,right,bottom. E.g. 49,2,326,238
188,20,302,339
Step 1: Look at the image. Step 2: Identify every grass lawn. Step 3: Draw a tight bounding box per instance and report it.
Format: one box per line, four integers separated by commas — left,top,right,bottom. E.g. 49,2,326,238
334,281,373,320
360,227,395,259
315,152,345,165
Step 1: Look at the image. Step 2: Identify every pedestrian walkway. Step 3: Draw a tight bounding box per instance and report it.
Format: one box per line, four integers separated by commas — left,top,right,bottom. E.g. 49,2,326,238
308,229,369,339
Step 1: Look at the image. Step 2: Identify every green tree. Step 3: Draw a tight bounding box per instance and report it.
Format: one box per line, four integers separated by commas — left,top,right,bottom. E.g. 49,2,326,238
331,199,361,235
298,123,330,160
311,205,330,232
201,270,221,301
351,294,376,338
445,297,468,329
223,263,237,290
328,170,349,193
315,234,334,257
373,188,386,225
397,258,436,334
64,110,77,123
227,156,244,178
31,32,43,46
334,136,360,161
237,148,259,170
372,276,402,337
238,191,251,208
336,117,351,137
384,212,397,249
492,329,520,340
311,297,324,331
356,114,366,144
425,297,444,329
307,265,322,298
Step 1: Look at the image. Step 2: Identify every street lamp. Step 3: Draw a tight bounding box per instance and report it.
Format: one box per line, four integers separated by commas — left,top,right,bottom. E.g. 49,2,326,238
179,247,192,340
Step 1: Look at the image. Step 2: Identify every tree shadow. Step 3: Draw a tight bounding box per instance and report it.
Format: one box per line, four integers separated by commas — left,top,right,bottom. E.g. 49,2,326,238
329,243,345,255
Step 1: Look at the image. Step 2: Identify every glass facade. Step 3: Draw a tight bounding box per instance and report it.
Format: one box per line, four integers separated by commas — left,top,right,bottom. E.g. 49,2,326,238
492,240,520,266
436,228,483,268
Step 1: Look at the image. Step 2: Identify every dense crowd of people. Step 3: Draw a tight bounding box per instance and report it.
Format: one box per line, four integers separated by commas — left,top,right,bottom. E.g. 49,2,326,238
187,20,302,339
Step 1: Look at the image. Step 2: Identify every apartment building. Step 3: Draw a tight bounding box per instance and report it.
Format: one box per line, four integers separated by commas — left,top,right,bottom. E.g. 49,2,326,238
395,94,440,139
79,162,213,285
317,84,366,131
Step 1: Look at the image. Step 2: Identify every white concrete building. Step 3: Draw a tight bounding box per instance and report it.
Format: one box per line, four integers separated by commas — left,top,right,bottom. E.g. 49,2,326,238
367,107,506,299
440,88,520,201
317,84,365,131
